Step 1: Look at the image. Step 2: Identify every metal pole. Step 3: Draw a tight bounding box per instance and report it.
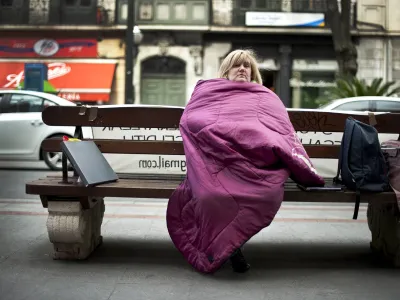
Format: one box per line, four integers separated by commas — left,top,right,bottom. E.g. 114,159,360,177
277,44,292,107
125,0,134,104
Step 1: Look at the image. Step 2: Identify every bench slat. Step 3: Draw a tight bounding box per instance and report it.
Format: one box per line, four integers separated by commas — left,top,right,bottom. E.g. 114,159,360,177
26,176,396,204
42,106,400,134
42,139,185,155
289,111,400,133
42,138,340,158
42,106,183,129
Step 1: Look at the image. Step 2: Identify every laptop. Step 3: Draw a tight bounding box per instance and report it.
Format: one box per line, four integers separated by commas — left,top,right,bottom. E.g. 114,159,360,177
61,141,118,187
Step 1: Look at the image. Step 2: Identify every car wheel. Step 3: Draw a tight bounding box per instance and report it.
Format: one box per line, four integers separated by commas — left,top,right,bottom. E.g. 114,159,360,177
42,135,71,171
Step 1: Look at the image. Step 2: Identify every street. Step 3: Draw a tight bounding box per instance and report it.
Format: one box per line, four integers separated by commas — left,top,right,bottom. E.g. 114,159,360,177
0,161,399,300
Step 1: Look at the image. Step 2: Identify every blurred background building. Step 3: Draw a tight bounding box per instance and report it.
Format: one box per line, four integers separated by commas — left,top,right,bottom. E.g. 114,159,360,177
0,0,399,107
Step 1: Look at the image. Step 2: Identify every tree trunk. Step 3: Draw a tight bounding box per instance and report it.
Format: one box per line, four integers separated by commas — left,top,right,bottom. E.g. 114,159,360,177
326,0,358,78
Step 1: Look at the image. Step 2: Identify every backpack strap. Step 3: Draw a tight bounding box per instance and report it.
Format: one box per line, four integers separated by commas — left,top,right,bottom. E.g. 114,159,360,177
333,142,343,184
333,121,347,184
353,190,361,220
334,117,355,184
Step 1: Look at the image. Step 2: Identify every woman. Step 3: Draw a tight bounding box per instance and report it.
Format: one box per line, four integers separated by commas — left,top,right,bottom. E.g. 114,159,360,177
166,49,324,274
218,49,262,84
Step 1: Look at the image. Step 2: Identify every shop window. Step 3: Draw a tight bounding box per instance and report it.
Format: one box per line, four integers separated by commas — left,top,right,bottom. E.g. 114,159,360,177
260,69,277,91
291,71,336,109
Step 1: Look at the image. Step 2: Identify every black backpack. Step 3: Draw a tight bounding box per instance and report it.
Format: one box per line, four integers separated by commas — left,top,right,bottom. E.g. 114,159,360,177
333,117,390,219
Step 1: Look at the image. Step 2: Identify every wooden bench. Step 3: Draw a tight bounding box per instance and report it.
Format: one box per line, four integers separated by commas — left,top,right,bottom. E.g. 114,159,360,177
26,105,400,266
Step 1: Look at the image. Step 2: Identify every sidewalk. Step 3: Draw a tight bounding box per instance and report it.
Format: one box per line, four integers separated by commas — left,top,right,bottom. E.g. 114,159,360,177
0,198,398,300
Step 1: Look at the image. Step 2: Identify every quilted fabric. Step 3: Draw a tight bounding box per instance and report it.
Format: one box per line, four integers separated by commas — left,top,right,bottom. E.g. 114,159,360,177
166,79,324,273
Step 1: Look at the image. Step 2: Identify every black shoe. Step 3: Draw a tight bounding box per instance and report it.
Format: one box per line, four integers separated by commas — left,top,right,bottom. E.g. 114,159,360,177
230,249,250,273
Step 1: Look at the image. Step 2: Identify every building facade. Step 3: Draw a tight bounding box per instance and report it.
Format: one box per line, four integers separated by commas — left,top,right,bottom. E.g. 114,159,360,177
0,0,125,105
1,0,399,107
357,0,400,86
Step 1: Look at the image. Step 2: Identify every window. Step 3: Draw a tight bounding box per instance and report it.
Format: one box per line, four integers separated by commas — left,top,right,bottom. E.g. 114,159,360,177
192,4,206,20
174,3,186,20
292,0,327,12
238,0,280,10
65,0,77,6
156,3,170,20
375,101,400,113
65,0,90,6
392,40,400,82
1,0,13,6
334,101,370,111
239,0,252,9
4,94,45,113
139,2,153,20
81,0,91,6
119,2,128,21
255,0,266,9
290,71,336,108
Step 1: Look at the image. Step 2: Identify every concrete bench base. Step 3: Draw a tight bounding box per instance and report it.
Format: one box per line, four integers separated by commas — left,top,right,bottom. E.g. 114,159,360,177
368,201,400,267
41,194,400,267
46,197,105,260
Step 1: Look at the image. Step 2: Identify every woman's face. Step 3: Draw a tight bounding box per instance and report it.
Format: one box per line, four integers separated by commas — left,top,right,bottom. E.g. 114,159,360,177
227,60,252,82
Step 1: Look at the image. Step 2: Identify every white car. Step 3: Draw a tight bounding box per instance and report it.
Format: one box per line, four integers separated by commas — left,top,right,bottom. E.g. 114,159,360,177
0,90,90,170
319,96,400,112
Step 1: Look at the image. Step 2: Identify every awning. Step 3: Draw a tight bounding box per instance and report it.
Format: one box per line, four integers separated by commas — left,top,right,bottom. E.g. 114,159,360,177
0,60,117,102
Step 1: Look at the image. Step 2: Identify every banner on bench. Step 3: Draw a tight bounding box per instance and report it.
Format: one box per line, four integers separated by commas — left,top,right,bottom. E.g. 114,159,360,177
92,127,397,176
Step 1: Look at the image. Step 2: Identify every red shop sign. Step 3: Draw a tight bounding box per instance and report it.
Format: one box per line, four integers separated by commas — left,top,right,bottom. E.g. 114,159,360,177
0,38,98,58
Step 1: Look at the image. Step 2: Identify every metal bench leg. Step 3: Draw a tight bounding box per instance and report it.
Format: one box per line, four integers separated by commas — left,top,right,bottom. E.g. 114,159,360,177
367,202,400,267
46,197,105,260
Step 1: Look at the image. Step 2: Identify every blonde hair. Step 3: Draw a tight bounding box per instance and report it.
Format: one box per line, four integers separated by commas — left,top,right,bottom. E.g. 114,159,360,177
218,49,263,85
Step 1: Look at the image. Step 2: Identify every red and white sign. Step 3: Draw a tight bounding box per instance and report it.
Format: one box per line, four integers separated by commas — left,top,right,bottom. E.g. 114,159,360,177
3,62,71,89
0,61,116,102
57,92,111,102
0,39,98,58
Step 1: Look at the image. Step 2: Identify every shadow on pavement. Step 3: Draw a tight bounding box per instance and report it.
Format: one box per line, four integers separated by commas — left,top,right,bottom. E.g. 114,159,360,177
77,238,393,270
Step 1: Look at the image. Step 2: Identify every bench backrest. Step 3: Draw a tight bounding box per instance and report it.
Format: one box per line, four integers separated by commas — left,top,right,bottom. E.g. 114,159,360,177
41,105,400,159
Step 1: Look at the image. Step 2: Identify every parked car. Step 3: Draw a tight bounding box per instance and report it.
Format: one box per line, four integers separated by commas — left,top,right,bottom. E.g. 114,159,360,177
0,90,92,170
318,96,400,112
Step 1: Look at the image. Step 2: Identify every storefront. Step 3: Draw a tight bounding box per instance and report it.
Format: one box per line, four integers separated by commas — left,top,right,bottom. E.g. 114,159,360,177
0,60,117,104
0,38,118,104
290,59,337,108
228,35,337,108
